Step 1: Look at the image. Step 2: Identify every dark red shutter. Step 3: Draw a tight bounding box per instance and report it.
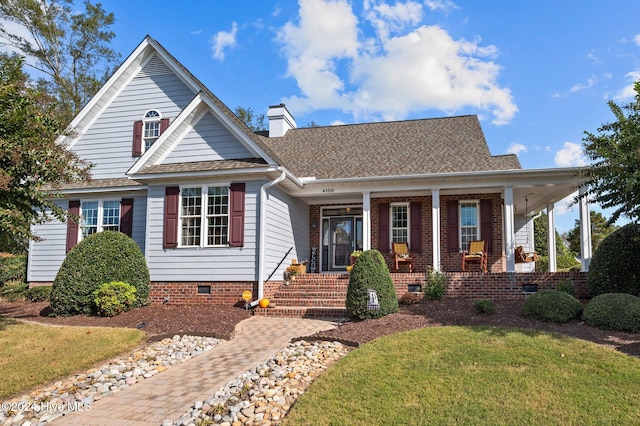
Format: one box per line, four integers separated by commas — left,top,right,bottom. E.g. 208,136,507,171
160,118,170,134
229,183,245,247
120,198,134,237
163,187,179,249
378,202,390,253
480,199,493,254
410,201,422,253
447,200,459,253
66,200,80,253
132,120,143,156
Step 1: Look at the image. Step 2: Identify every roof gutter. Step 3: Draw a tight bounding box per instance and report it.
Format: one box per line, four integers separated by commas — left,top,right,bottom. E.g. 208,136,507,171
253,169,287,306
299,166,588,185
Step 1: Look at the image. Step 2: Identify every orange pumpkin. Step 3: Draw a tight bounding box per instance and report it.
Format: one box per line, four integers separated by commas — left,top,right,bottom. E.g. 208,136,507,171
258,298,270,308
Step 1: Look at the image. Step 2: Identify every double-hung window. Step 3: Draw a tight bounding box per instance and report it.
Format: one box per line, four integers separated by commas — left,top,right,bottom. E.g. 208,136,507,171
391,203,409,244
459,201,479,251
80,200,120,240
180,185,229,247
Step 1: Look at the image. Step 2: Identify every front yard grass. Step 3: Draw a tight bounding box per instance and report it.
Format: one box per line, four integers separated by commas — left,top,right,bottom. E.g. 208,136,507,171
285,326,640,425
0,316,145,400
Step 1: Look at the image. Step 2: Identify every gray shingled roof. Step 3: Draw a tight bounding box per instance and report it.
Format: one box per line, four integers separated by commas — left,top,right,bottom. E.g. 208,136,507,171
260,115,521,179
138,158,268,174
44,178,143,191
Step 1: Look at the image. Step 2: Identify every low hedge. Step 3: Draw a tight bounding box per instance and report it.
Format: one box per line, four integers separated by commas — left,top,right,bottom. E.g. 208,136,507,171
582,293,640,333
522,290,583,323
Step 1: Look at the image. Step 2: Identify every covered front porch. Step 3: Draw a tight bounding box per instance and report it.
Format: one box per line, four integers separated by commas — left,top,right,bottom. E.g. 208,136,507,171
295,167,591,275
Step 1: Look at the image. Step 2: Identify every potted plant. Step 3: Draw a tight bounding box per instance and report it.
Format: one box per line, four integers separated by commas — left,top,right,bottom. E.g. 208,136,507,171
350,250,363,265
286,264,299,280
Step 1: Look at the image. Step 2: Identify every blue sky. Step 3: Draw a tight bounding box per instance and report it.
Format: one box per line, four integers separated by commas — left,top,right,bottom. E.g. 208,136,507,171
15,1,640,230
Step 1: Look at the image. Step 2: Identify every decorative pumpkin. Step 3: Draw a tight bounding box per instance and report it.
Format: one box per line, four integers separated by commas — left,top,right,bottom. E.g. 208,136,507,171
258,298,270,308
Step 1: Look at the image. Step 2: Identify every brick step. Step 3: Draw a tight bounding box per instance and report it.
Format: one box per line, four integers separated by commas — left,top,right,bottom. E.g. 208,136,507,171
254,306,348,319
269,297,346,307
286,279,349,286
275,287,347,299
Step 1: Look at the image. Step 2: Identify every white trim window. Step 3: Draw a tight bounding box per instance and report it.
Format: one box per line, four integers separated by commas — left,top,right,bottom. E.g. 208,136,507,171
459,200,479,251
180,185,229,247
391,203,409,244
143,109,161,151
80,200,120,240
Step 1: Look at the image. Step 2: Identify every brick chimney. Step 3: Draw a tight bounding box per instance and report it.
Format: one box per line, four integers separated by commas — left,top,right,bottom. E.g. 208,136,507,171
267,103,296,137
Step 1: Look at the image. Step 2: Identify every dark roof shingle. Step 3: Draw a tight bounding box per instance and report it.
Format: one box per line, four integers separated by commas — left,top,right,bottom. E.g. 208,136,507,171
260,115,520,179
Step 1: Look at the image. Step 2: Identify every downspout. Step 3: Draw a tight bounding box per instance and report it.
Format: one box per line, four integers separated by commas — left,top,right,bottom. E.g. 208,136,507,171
253,170,286,306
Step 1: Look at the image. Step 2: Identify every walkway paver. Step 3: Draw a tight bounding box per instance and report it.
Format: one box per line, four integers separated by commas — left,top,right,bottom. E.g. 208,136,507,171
55,316,337,425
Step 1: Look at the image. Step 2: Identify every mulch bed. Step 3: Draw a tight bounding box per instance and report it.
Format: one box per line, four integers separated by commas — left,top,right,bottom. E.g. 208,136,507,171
2,299,640,357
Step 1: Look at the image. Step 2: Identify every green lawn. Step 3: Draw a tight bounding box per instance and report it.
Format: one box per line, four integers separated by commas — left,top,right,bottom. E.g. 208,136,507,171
285,326,640,425
0,316,145,399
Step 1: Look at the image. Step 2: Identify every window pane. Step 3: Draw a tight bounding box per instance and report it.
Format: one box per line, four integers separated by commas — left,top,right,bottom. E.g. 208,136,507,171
206,186,229,246
391,204,409,243
181,188,202,246
460,203,478,226
81,201,98,238
102,200,120,231
459,202,479,251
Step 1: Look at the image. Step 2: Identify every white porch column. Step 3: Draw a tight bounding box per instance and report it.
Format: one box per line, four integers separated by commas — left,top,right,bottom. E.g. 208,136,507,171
579,187,592,271
362,191,371,251
547,203,557,272
432,189,441,271
504,187,516,272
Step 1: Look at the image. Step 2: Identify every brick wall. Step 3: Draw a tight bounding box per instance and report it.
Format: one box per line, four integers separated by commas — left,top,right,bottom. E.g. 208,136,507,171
444,271,588,299
149,281,258,305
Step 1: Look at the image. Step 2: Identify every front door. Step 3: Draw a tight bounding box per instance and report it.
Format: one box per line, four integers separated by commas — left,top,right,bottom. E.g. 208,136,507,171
330,217,354,269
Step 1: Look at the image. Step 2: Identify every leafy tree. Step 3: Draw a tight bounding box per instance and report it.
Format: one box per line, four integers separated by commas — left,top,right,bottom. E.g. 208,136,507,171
0,0,120,124
235,106,267,132
0,53,90,252
533,212,571,257
580,81,640,223
566,211,618,256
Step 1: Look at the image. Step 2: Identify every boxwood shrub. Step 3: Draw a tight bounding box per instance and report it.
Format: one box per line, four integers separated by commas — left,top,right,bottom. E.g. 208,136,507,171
93,281,137,317
26,286,51,302
346,249,398,320
582,293,640,332
0,254,27,284
587,223,640,297
522,290,583,323
50,231,150,316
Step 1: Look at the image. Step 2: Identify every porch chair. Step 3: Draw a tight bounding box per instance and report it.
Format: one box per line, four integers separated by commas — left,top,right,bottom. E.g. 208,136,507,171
462,240,488,273
392,242,414,272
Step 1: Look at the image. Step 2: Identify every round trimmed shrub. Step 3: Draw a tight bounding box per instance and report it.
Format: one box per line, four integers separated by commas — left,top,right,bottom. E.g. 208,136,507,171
522,290,583,323
582,293,640,332
346,249,398,320
587,223,640,297
50,231,149,316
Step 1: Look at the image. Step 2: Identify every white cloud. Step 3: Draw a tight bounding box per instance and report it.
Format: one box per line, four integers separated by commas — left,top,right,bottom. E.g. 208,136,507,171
569,76,597,93
210,21,239,61
506,143,527,155
612,71,640,102
364,0,423,40
554,142,587,167
191,29,203,35
424,0,459,15
277,0,517,125
634,34,640,46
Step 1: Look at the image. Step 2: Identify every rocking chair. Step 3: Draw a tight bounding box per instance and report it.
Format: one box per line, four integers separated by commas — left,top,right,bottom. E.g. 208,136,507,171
462,240,488,273
392,242,414,272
